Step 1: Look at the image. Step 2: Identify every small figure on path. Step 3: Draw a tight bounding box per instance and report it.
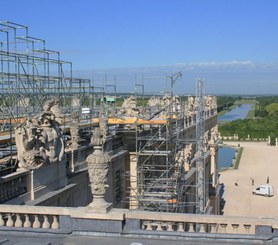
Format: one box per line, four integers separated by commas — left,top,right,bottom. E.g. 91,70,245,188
267,176,269,184
251,178,254,186
235,180,238,186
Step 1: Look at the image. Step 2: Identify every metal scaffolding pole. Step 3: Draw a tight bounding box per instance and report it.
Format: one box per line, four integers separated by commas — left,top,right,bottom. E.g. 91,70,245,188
196,78,205,214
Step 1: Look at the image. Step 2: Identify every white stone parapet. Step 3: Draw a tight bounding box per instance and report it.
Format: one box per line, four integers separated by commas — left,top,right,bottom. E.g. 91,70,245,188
0,205,277,236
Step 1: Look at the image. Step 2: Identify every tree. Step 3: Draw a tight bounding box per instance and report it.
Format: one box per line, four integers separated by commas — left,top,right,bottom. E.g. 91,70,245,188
265,103,278,116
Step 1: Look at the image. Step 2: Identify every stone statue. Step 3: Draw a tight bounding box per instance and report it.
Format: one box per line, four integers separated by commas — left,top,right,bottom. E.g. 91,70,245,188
210,126,220,144
15,119,45,170
147,96,161,107
183,143,193,172
69,111,80,149
38,100,65,163
15,99,65,170
188,96,195,111
119,96,138,117
91,118,108,146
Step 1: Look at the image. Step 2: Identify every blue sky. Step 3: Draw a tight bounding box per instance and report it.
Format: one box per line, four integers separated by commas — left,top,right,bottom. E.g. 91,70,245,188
1,0,278,94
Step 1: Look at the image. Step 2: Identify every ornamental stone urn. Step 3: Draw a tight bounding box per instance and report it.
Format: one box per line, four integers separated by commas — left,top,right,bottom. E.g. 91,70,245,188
86,118,112,213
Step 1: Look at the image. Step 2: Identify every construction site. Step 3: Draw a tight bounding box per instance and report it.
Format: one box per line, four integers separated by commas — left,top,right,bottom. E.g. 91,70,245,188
0,21,220,215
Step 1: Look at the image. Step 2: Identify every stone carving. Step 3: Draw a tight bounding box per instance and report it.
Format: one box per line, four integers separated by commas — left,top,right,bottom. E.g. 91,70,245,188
184,96,195,117
91,118,108,146
86,146,110,207
69,111,80,149
15,98,65,170
15,119,45,170
210,126,220,144
71,97,80,108
174,144,193,173
87,118,111,213
119,96,138,117
184,143,193,172
147,96,161,107
204,95,217,111
211,96,217,109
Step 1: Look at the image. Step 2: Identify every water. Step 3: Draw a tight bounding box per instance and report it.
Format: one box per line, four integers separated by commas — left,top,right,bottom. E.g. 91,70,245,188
218,146,236,169
218,104,252,122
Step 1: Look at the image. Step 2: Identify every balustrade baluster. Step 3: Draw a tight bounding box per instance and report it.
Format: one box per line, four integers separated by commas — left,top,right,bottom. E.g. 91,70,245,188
231,224,239,233
177,222,184,232
23,214,31,228
210,223,217,233
32,215,40,228
220,223,227,233
199,223,206,233
15,214,23,227
188,223,195,232
6,213,14,227
0,213,4,226
145,220,152,231
156,221,162,231
42,215,50,229
51,216,59,229
243,224,251,233
167,222,174,232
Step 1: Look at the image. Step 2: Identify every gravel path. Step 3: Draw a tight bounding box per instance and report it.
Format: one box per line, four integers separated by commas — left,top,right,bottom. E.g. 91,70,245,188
219,141,278,217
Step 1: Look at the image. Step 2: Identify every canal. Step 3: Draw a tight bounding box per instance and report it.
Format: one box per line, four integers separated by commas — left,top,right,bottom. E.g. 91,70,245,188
217,104,252,122
217,103,252,169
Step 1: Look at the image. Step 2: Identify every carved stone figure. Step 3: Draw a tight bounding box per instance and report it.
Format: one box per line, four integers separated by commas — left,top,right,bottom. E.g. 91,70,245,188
119,96,138,117
183,143,193,172
188,96,195,111
15,119,45,170
15,99,65,170
91,118,108,146
69,111,80,149
147,96,161,107
210,126,220,144
38,103,65,163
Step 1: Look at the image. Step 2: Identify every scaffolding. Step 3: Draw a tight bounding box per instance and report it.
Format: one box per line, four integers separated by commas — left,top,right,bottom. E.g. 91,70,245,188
0,21,97,123
0,21,218,214
195,78,206,214
0,20,98,171
135,73,187,212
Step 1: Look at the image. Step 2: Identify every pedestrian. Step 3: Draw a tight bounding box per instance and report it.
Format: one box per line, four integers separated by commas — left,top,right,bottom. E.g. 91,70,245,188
267,176,269,184
252,178,254,186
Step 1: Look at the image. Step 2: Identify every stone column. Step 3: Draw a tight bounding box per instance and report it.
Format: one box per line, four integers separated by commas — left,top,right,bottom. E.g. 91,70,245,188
86,146,112,213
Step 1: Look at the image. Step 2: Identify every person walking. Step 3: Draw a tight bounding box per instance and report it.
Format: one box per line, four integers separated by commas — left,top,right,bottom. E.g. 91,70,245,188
267,176,269,184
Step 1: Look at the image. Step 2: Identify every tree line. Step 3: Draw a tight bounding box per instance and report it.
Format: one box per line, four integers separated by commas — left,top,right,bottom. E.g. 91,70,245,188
218,96,278,144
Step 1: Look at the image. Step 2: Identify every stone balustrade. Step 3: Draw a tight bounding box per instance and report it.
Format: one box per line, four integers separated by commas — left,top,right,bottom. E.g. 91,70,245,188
0,205,277,239
0,171,28,203
126,210,277,235
0,205,66,231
